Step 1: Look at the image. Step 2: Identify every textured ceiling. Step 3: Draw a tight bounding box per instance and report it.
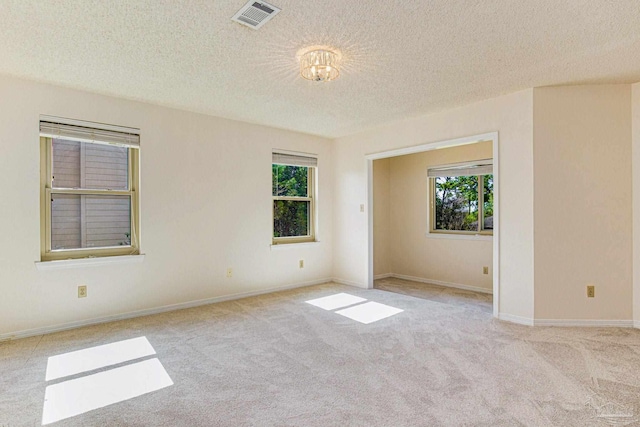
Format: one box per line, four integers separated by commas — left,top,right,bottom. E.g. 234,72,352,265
1,0,640,138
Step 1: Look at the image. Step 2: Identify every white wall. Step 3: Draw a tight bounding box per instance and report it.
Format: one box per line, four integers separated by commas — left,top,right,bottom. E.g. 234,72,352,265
0,75,333,338
334,90,535,320
533,85,632,321
633,83,640,327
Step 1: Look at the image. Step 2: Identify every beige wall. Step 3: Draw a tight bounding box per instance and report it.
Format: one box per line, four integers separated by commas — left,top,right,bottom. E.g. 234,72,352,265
0,75,334,338
373,143,493,290
373,158,391,276
533,85,632,321
385,142,493,291
334,90,535,321
3,73,638,335
338,85,639,324
633,83,640,326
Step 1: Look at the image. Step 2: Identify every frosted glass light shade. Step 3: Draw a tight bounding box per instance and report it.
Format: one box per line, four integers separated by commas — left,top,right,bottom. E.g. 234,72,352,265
300,49,340,82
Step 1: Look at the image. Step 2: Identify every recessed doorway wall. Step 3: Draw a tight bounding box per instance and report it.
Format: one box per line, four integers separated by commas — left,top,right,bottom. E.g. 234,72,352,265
366,133,500,316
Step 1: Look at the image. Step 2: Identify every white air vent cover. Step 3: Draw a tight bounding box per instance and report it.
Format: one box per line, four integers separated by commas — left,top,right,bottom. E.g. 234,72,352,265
231,1,281,30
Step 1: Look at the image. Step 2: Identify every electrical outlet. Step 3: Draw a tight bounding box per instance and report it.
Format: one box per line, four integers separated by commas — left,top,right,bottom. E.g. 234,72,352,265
587,285,595,298
360,204,365,212
483,266,489,275
299,259,304,269
226,268,233,278
78,285,87,298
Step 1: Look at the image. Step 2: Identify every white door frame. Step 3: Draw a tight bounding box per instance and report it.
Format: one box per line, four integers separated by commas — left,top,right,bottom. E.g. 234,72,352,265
365,132,500,317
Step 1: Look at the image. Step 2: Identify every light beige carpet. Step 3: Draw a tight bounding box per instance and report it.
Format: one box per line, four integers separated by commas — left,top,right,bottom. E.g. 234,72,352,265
1,279,640,426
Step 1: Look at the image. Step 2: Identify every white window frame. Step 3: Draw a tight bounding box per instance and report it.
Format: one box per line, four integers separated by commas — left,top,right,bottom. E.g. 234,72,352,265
39,118,141,261
428,159,493,236
272,151,317,245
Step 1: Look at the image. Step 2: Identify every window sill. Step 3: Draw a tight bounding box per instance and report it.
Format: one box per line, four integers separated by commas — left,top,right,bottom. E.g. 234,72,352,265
35,254,145,271
270,241,321,250
425,232,492,241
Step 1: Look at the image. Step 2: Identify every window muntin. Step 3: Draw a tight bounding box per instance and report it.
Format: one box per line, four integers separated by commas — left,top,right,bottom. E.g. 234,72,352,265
429,161,493,235
40,120,140,261
272,153,316,244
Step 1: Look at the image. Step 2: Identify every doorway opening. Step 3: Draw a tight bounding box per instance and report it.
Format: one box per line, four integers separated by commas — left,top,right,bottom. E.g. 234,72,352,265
366,132,499,317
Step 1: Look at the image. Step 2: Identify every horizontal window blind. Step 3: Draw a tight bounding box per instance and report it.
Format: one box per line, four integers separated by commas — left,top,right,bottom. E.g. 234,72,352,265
428,162,492,178
40,121,140,148
272,152,317,167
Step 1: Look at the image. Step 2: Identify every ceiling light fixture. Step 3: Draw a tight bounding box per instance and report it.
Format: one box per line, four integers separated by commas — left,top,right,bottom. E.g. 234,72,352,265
299,48,340,82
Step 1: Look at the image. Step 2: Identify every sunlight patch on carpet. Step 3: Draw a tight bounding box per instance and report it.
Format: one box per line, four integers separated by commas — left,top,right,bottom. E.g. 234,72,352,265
335,301,403,324
42,358,172,425
305,293,367,310
41,337,172,425
45,336,156,381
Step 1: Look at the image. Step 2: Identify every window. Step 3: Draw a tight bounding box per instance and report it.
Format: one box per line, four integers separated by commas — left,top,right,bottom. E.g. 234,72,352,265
272,152,317,244
40,119,140,261
429,160,493,235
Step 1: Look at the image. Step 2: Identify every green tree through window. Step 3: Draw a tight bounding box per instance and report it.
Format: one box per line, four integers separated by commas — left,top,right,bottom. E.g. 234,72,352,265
433,174,493,233
272,164,314,240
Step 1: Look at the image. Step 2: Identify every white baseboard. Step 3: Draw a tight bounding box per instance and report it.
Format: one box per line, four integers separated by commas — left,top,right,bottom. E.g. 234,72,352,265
634,320,640,329
332,277,367,288
498,312,534,326
0,278,332,342
534,319,634,327
386,273,493,295
374,273,393,280
498,314,634,328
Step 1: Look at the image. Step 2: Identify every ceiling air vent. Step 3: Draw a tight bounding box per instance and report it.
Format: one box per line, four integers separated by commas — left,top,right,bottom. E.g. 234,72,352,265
231,1,281,30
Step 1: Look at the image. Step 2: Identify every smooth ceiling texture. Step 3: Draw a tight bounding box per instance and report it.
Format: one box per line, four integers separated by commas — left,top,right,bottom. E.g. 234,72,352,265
1,0,639,137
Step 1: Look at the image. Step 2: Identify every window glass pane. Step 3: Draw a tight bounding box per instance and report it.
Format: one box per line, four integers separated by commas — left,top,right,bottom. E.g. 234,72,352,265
434,176,478,231
272,165,308,197
51,194,81,250
51,140,81,188
51,194,131,250
52,139,128,190
273,200,309,237
483,174,494,230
